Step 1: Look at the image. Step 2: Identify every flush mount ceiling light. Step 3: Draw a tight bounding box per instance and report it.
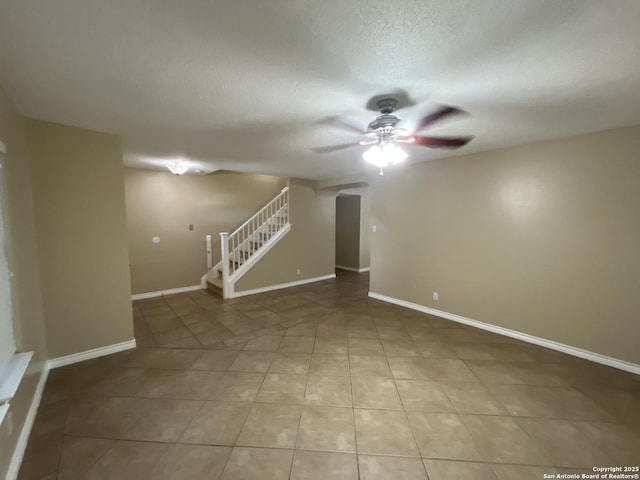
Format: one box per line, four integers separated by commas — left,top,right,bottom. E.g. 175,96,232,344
167,162,188,175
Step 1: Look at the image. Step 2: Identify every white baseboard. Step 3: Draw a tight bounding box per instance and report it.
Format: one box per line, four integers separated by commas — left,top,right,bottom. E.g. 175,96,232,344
232,274,336,298
7,338,138,479
131,285,202,301
47,339,137,370
335,265,370,273
6,364,49,480
368,291,640,375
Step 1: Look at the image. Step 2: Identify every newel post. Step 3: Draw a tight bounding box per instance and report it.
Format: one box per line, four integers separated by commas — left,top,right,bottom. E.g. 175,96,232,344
219,232,230,298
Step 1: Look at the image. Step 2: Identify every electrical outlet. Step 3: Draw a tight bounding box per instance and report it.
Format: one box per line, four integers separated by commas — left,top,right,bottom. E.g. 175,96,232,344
433,292,439,301
296,269,300,275
372,225,377,232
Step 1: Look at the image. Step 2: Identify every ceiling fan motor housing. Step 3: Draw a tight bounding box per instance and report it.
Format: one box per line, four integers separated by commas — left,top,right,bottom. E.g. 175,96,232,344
367,114,401,133
367,98,402,135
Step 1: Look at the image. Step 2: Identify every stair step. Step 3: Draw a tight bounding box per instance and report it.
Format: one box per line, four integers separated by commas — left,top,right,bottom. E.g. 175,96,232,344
207,277,223,298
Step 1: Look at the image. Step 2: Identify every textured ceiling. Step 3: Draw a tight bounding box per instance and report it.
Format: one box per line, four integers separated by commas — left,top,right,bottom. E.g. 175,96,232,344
1,0,639,179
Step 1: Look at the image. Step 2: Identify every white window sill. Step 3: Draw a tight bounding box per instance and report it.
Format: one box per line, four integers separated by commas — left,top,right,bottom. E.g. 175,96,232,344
0,352,34,425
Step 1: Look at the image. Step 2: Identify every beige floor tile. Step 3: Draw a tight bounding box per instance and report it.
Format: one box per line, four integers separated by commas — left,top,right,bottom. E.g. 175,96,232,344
309,353,350,376
351,377,403,409
584,387,640,423
440,382,508,414
491,465,560,480
424,460,497,479
196,329,235,347
228,351,275,372
286,321,318,336
18,431,63,480
65,397,148,438
452,344,496,360
461,415,550,465
407,412,482,461
387,357,428,380
304,375,352,407
180,401,251,445
316,323,348,337
58,436,116,480
377,328,415,343
421,359,478,382
155,370,223,399
358,455,428,480
487,343,538,362
348,338,385,355
236,403,302,448
347,326,379,339
124,348,205,369
122,398,203,442
221,447,293,480
242,335,283,352
517,417,613,467
269,352,311,374
209,372,265,402
291,451,357,480
296,405,356,452
465,360,524,384
490,384,614,421
418,342,460,359
151,444,231,480
84,440,173,480
383,342,424,357
255,373,307,404
396,380,456,412
313,336,348,354
571,420,640,464
354,409,419,456
279,336,315,353
434,329,475,343
507,362,571,386
190,350,240,371
349,355,392,377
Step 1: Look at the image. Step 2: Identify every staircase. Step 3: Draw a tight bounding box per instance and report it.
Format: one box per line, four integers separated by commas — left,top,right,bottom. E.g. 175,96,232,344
206,187,290,298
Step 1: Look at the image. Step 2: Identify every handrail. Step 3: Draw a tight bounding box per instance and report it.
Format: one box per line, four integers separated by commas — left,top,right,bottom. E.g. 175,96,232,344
218,186,290,298
229,187,288,238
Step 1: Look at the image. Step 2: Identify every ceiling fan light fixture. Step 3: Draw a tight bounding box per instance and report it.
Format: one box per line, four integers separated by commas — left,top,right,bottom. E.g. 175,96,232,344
167,162,188,175
362,142,408,168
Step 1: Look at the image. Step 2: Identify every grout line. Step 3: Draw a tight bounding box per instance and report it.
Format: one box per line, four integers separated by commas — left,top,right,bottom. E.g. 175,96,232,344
346,351,360,478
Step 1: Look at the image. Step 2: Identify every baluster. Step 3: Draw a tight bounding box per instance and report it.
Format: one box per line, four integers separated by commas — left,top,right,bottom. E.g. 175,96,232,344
219,232,229,298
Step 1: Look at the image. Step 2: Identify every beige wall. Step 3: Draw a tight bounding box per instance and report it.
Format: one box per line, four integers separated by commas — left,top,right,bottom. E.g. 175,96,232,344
335,195,361,269
0,90,48,479
125,168,286,294
235,178,336,292
27,120,133,358
370,125,640,365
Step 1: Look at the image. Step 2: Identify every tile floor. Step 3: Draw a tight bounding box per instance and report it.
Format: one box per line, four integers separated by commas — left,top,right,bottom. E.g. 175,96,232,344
18,271,640,479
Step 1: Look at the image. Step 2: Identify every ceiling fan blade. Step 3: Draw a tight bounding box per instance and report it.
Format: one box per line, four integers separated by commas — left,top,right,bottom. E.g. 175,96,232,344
319,116,366,135
413,136,474,148
311,142,360,154
414,106,465,132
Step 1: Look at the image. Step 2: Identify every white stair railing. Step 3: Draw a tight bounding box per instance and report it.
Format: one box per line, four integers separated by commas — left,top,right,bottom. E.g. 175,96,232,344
219,187,289,297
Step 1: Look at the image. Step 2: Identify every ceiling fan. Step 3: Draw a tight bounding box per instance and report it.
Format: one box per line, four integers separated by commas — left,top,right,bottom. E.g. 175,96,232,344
312,98,473,173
